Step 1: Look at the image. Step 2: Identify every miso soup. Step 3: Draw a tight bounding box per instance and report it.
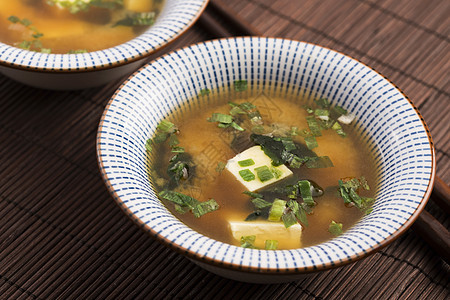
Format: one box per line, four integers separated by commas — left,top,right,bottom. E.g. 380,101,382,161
147,83,378,250
0,0,164,54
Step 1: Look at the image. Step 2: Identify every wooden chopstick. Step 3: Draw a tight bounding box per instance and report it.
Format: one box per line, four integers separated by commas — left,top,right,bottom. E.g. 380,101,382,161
198,0,450,264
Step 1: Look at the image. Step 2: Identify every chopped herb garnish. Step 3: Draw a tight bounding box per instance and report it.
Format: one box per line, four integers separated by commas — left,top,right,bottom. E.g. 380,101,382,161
305,156,334,169
159,190,219,217
167,153,192,187
304,136,318,150
251,198,272,209
67,49,88,54
216,161,226,173
314,97,330,108
240,235,257,248
239,169,256,182
270,166,283,179
255,165,274,182
268,199,286,221
338,177,374,213
328,221,343,236
238,158,255,167
306,116,322,136
282,211,298,228
243,191,263,198
208,113,233,124
265,240,278,250
48,0,124,14
114,11,156,27
234,80,248,92
332,121,346,137
199,88,210,96
298,180,314,206
244,210,261,221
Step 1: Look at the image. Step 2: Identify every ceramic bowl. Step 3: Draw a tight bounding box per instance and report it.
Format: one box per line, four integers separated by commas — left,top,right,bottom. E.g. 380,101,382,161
0,0,208,90
96,37,435,283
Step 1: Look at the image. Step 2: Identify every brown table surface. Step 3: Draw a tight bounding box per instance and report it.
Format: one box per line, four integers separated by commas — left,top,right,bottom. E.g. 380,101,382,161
1,0,449,299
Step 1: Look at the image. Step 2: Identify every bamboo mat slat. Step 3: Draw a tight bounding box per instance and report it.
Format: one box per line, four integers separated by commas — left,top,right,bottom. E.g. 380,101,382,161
0,0,448,299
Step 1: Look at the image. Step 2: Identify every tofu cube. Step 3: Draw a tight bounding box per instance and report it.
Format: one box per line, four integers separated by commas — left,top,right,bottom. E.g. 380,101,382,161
226,146,292,191
229,220,302,249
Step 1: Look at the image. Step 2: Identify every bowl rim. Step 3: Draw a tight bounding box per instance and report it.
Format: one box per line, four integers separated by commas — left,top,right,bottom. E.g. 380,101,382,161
97,36,436,274
0,0,209,73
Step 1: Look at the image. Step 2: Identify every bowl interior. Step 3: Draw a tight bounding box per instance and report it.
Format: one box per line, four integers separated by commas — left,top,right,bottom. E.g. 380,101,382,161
0,0,208,71
97,37,434,273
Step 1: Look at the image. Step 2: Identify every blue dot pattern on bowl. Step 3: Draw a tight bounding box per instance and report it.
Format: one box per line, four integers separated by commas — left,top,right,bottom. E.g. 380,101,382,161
97,37,434,273
0,0,207,70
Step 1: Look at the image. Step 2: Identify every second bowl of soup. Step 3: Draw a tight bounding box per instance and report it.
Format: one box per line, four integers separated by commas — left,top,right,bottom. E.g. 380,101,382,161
0,0,208,89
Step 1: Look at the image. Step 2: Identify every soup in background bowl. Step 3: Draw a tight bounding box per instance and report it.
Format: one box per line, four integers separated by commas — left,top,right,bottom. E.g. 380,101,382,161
0,0,208,90
96,37,435,283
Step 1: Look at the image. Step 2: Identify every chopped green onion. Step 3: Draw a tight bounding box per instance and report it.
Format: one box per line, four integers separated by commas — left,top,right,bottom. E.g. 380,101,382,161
360,176,370,190
332,121,346,137
251,198,272,209
114,12,156,27
306,116,322,136
238,159,255,167
230,122,245,131
145,139,152,152
270,166,282,179
239,102,255,111
305,156,334,168
304,106,314,114
282,211,298,228
268,199,286,221
297,204,309,226
304,136,318,150
328,221,343,236
280,137,297,151
245,210,261,221
199,88,210,96
239,169,255,182
170,146,185,153
208,113,233,124
240,235,257,248
234,80,248,92
255,165,274,182
243,191,263,198
192,199,220,217
330,105,347,118
216,161,226,173
68,49,88,54
298,180,314,206
265,240,278,250
159,190,219,218
315,108,329,118
314,98,330,108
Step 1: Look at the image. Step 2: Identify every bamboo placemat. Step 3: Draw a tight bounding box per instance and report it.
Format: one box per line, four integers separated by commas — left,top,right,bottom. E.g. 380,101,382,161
0,0,448,299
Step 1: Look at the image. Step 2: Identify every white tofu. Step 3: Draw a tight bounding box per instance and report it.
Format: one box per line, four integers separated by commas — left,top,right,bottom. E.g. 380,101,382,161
229,220,302,249
225,146,292,192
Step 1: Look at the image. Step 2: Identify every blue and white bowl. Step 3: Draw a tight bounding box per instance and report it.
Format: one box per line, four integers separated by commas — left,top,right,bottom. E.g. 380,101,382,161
0,0,208,90
97,37,435,283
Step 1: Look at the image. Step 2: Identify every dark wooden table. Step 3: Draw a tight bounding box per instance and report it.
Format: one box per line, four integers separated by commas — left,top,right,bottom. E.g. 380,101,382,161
0,0,448,299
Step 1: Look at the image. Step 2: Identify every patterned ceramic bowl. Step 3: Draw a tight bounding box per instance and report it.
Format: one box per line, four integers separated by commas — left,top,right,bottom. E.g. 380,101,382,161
0,0,208,90
97,37,435,283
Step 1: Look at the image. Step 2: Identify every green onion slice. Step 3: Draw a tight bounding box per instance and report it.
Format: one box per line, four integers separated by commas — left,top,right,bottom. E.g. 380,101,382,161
239,169,256,182
268,199,286,221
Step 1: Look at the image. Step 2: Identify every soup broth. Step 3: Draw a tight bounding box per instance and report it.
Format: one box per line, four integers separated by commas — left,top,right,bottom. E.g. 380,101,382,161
0,0,164,53
148,86,378,250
